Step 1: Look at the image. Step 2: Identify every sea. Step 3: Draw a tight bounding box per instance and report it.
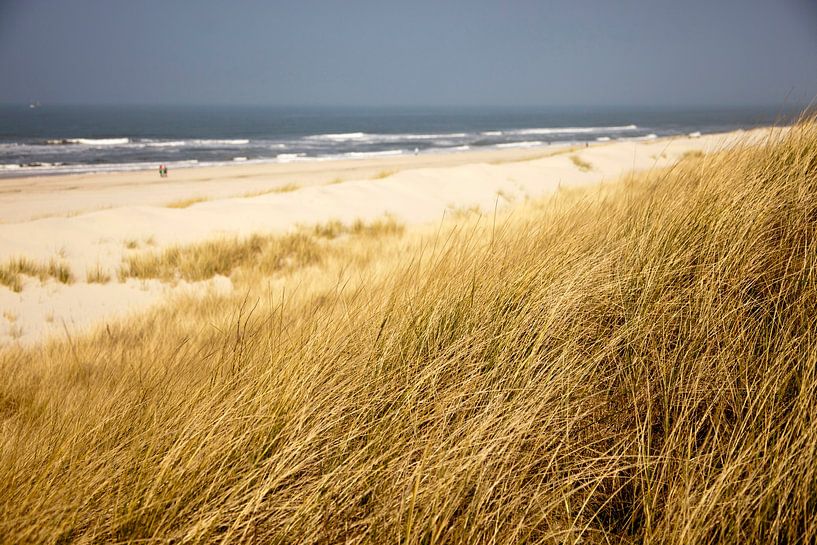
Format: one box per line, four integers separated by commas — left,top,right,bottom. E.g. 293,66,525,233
0,105,804,177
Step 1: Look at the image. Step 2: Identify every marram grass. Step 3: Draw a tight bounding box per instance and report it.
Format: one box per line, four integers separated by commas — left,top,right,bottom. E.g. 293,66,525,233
1,122,817,543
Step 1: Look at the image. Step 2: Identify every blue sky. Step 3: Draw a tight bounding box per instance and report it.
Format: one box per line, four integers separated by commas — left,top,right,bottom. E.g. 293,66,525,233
1,0,816,106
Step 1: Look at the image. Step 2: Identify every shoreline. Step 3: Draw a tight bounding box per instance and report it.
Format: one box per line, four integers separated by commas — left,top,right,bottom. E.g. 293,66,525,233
0,143,590,223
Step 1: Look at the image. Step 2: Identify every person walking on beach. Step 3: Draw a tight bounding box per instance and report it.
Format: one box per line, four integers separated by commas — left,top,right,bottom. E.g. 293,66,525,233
159,164,168,178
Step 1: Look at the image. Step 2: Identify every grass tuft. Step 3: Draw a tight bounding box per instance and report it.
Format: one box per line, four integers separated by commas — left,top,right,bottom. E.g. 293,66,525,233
570,154,593,171
0,257,72,291
681,149,705,160
86,263,111,284
166,196,210,209
373,169,395,179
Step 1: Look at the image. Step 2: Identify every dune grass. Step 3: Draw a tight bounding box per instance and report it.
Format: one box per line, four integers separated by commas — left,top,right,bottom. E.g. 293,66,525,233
681,149,705,160
570,154,593,171
242,183,301,198
0,257,73,292
120,216,405,283
86,263,111,284
166,196,211,209
373,169,396,179
1,121,817,542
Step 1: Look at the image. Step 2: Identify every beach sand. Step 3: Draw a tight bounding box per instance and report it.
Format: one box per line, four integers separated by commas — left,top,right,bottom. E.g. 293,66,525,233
0,129,774,345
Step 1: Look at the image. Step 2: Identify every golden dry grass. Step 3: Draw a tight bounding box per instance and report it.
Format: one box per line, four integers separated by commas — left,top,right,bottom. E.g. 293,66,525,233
681,149,705,160
1,121,817,543
86,263,111,284
570,154,593,171
166,196,211,209
0,257,73,292
119,217,405,283
242,183,301,198
373,169,396,179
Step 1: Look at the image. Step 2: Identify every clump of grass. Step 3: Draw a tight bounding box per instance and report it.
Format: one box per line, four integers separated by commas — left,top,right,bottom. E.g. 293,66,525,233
311,219,345,239
124,239,140,250
121,232,323,282
350,215,404,237
47,259,73,284
0,257,72,291
4,120,817,543
271,182,300,193
448,204,482,220
327,177,343,185
681,149,705,160
7,323,22,340
570,154,593,171
242,183,301,198
166,196,210,209
373,169,395,180
86,263,111,284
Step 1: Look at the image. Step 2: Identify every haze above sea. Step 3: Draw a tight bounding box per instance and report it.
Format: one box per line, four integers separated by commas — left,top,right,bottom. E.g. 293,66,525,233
0,105,803,177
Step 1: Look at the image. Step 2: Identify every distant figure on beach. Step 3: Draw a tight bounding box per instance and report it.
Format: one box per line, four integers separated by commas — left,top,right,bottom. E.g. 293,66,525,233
159,164,168,178
414,147,419,156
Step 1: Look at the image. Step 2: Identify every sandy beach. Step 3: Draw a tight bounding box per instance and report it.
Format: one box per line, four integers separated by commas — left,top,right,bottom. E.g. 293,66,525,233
0,129,773,345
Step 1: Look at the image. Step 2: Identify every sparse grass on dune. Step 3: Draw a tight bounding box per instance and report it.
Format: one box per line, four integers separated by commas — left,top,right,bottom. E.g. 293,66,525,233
570,154,593,171
120,231,322,282
167,184,302,208
120,216,405,282
86,263,111,284
242,183,301,197
373,169,396,179
0,257,73,292
166,196,211,209
680,149,705,160
3,121,817,542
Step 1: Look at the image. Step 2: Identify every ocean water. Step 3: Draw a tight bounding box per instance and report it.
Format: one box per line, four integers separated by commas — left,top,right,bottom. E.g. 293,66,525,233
0,105,803,177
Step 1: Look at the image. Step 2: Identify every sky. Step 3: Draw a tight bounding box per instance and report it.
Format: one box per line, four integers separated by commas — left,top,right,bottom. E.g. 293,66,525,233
0,0,816,107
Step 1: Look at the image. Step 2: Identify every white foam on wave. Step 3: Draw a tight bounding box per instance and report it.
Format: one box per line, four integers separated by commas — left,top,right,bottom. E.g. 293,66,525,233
233,157,248,162
481,131,504,136
145,140,186,147
48,138,131,146
308,132,367,141
276,153,307,163
398,133,468,140
508,125,638,136
496,141,545,149
190,139,250,146
306,131,468,143
343,150,404,158
596,137,611,142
